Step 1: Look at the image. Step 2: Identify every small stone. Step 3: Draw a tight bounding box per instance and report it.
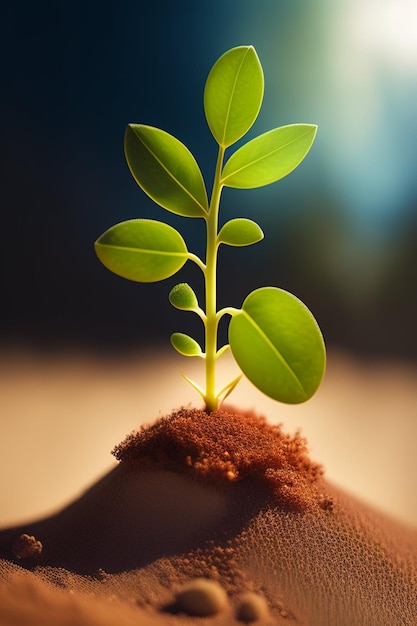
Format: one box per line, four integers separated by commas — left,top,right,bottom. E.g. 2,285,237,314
12,533,43,559
236,592,269,622
175,577,229,617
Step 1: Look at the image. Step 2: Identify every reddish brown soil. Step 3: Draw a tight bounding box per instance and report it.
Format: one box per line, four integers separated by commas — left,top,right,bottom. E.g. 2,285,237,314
113,407,332,512
2,405,417,624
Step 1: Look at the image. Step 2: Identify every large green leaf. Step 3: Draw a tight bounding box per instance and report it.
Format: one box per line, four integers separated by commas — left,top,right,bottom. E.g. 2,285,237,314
94,219,188,282
124,124,208,218
221,124,317,188
204,46,264,148
228,287,326,403
218,218,264,247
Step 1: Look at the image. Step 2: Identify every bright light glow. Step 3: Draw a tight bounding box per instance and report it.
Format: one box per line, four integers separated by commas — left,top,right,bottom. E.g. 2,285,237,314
352,0,417,71
382,0,417,67
321,0,417,238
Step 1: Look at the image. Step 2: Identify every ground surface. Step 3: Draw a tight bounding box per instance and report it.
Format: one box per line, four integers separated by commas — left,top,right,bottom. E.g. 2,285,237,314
1,350,417,625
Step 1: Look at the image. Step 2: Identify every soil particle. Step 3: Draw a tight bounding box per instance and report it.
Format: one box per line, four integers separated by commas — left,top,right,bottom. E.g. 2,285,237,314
12,534,43,560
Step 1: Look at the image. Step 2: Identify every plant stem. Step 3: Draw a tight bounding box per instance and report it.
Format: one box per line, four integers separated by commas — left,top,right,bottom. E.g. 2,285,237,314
204,145,225,412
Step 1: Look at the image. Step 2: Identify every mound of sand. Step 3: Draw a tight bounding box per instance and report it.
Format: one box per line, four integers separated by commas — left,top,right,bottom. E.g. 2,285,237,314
1,408,417,625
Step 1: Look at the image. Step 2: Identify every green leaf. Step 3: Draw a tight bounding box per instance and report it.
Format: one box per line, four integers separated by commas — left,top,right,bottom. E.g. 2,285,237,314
124,124,208,218
204,46,264,148
221,124,317,189
94,219,188,282
228,287,326,404
169,283,199,310
216,373,243,404
171,332,203,357
218,218,264,247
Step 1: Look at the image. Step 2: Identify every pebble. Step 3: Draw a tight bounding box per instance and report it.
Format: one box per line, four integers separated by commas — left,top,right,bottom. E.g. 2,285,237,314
175,577,229,617
236,592,269,622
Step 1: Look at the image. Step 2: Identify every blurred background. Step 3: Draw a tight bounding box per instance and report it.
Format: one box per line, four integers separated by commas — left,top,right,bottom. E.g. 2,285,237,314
1,1,417,528
1,0,416,358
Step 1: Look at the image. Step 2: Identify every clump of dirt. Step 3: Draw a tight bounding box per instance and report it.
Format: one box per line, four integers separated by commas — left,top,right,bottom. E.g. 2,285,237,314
12,534,42,560
113,407,332,512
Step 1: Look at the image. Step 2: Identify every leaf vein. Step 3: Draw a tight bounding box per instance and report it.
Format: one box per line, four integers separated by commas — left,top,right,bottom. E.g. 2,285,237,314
221,48,250,146
241,310,307,397
221,128,312,183
137,131,207,214
98,244,187,258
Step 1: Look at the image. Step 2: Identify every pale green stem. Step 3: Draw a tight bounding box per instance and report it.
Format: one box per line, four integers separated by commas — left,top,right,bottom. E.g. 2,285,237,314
186,254,207,321
187,252,206,274
204,145,225,412
216,306,240,322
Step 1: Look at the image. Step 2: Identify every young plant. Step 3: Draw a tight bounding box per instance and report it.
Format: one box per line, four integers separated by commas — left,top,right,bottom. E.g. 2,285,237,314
95,46,326,412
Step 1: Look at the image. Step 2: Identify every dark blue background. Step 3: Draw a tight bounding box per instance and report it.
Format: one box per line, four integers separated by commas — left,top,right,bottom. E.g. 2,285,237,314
1,1,416,358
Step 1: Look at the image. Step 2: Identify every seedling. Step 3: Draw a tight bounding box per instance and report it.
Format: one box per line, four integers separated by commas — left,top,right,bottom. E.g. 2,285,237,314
95,46,326,412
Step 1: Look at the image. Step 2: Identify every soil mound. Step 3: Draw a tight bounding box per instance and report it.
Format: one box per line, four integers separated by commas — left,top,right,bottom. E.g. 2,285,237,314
2,408,417,624
114,407,332,511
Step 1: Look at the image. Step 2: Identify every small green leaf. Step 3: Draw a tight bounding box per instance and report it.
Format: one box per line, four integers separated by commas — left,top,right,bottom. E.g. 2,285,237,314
228,287,326,403
216,373,243,404
180,372,205,399
171,332,203,357
169,283,199,310
218,218,264,247
204,46,264,148
221,124,317,189
124,124,208,218
95,219,188,282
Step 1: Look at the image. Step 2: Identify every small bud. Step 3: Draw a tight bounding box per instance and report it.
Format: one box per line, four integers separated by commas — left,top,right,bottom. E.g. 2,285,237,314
169,283,199,310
